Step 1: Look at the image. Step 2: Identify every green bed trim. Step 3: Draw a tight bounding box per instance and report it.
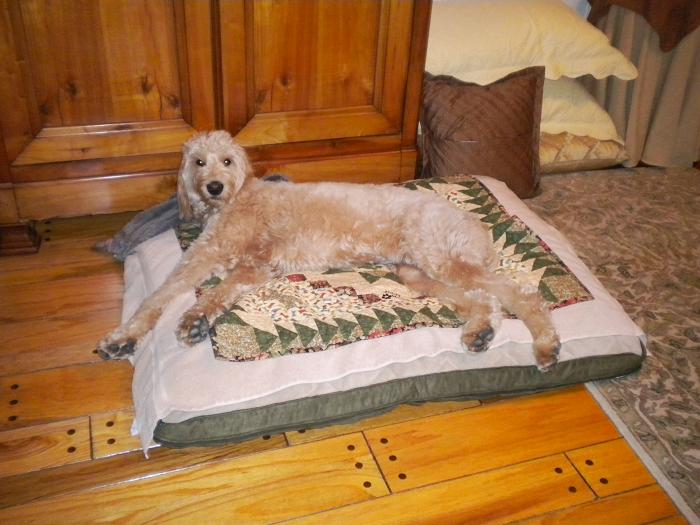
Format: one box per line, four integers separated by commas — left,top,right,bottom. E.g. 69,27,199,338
154,351,643,448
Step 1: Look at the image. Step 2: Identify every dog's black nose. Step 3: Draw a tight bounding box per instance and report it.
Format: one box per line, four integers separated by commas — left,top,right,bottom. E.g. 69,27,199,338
206,181,224,196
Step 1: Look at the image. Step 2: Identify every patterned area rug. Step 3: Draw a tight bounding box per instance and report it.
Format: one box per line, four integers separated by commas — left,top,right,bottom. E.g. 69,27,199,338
528,167,700,520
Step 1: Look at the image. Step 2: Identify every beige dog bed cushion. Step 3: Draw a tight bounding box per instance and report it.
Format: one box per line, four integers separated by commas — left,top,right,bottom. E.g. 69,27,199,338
124,176,645,450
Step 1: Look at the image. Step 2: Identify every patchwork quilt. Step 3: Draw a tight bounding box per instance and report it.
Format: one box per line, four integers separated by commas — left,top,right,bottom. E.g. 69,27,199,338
176,176,592,362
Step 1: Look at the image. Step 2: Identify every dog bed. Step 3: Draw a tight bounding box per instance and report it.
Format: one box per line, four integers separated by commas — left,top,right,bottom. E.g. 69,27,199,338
124,176,645,450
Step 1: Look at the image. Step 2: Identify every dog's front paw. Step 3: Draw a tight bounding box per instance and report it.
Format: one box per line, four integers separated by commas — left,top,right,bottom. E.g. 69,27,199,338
461,322,495,353
177,312,210,346
534,332,561,372
96,336,137,360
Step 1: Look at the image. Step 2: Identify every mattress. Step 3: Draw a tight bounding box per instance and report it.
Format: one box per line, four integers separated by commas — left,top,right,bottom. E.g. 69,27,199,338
123,176,646,451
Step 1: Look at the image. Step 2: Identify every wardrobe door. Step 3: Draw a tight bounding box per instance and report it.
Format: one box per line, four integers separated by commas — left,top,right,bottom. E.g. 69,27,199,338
0,0,216,217
220,0,416,147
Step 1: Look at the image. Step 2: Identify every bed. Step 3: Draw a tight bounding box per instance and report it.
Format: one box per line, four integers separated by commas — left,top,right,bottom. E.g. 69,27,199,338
123,174,644,450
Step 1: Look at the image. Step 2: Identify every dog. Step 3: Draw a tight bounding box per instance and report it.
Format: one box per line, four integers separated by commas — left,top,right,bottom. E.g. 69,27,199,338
97,130,561,371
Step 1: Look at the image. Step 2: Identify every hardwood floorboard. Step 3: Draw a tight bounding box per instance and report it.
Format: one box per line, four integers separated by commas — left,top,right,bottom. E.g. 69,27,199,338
0,216,126,284
0,273,123,322
0,308,118,376
565,438,657,498
648,515,691,525
511,485,678,525
34,213,136,242
91,409,148,459
0,257,121,287
0,434,387,524
0,417,91,478
0,434,287,510
0,213,683,523
364,387,619,492
0,362,132,431
283,454,594,525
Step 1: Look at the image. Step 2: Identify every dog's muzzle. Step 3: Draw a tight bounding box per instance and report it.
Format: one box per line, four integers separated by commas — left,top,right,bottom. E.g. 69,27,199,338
206,181,224,196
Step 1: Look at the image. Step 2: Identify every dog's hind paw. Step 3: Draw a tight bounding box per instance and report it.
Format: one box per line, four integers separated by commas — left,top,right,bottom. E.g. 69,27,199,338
534,333,561,372
177,313,210,346
461,324,495,353
96,338,136,360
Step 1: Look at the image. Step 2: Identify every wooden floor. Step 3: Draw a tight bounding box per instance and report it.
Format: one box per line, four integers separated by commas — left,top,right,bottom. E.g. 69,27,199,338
0,214,687,524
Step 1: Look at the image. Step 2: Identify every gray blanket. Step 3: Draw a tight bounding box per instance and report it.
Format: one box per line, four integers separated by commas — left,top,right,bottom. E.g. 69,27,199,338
94,196,180,261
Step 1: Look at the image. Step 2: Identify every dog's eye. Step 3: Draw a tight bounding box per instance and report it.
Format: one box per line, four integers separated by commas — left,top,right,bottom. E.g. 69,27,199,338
196,159,205,167
223,158,231,166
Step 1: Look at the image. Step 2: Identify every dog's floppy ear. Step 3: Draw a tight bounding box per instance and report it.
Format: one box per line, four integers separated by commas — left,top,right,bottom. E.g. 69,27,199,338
176,149,195,221
237,143,253,179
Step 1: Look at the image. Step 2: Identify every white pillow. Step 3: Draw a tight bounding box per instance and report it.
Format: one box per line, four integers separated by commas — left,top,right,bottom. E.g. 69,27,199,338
542,78,623,143
426,0,637,85
558,0,591,18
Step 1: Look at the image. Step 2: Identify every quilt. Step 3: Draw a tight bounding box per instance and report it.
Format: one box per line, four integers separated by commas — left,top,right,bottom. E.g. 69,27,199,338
176,177,592,362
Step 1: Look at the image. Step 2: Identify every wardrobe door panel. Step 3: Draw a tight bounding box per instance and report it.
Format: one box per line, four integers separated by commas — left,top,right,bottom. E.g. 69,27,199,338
221,0,414,146
2,0,215,180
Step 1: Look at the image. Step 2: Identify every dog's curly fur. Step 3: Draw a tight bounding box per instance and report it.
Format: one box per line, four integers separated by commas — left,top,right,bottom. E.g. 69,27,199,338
97,130,560,370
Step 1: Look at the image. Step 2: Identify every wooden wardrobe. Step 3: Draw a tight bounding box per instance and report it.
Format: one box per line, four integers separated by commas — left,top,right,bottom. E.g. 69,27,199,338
0,0,431,231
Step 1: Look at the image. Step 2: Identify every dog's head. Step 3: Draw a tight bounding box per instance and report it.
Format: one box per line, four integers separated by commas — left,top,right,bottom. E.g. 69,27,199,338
177,130,251,222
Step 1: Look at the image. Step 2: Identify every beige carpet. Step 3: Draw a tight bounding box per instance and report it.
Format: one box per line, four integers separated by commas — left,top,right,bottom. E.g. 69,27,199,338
528,167,700,522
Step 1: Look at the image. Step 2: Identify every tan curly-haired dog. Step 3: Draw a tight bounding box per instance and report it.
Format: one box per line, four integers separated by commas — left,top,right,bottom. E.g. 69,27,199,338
97,130,560,371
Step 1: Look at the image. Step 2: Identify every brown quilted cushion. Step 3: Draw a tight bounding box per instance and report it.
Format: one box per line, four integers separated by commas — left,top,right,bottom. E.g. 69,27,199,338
421,67,545,198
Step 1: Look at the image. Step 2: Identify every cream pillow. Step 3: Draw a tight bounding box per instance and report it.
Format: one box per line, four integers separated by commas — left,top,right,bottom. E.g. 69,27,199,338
426,0,638,85
541,78,623,143
540,132,628,173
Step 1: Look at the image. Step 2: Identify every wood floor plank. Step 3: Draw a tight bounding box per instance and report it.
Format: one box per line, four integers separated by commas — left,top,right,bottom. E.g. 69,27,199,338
0,433,388,524
0,362,132,430
0,273,123,322
0,434,287,510
648,515,690,525
284,454,594,525
512,485,678,525
0,215,127,285
364,387,619,492
0,256,121,287
566,438,656,498
0,234,123,276
0,309,118,376
91,410,151,459
286,400,481,445
34,213,136,242
0,417,91,478
0,214,132,271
